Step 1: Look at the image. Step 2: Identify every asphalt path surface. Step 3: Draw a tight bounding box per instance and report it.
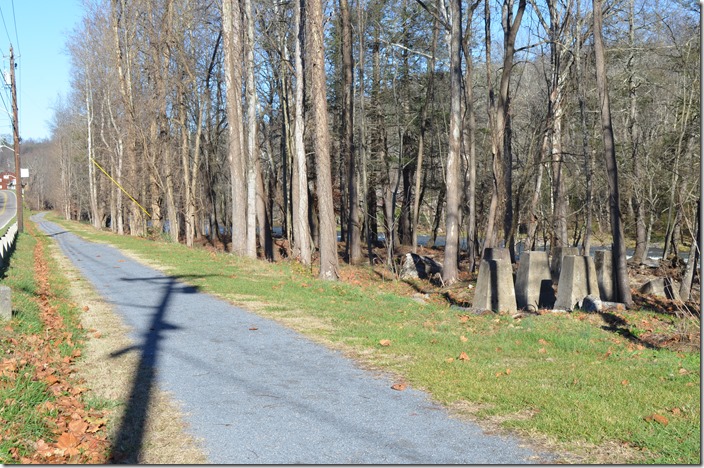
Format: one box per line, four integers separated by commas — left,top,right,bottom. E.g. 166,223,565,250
0,190,17,230
33,212,554,464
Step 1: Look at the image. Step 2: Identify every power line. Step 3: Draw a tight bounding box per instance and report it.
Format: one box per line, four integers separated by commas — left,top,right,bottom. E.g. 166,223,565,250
0,5,12,48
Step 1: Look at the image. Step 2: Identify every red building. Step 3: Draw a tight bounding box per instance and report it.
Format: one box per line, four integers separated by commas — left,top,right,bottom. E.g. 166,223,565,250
0,172,15,190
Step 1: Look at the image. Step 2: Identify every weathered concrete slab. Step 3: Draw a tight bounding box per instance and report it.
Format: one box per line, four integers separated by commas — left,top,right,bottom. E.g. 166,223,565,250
400,253,442,280
473,248,517,314
515,251,555,311
550,246,580,284
0,285,11,321
554,255,600,311
594,250,615,302
639,277,682,301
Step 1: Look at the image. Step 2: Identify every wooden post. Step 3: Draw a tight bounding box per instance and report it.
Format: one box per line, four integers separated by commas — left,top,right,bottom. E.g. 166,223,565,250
9,45,21,233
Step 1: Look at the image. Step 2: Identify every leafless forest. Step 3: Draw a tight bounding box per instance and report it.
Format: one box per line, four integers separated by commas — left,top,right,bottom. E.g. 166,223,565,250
20,0,700,301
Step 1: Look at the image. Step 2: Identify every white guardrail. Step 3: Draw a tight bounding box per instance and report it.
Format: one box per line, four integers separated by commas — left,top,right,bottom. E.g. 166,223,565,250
0,222,18,264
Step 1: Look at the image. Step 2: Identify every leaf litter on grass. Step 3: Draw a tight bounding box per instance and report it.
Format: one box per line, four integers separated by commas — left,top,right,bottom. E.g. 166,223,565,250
2,229,111,464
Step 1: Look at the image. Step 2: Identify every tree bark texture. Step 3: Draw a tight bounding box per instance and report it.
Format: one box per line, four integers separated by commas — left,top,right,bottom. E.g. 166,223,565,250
307,0,339,280
593,0,632,306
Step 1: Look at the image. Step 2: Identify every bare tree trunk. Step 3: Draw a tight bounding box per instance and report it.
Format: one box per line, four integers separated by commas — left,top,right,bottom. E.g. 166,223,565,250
627,0,646,264
294,0,311,266
575,0,592,256
551,108,568,247
429,185,445,248
111,0,143,236
593,0,632,306
307,0,339,280
340,0,361,264
462,3,479,271
527,129,548,250
223,0,247,255
441,0,462,284
244,0,258,258
412,22,438,255
482,0,525,252
357,0,373,265
679,199,700,301
86,79,100,229
255,157,274,260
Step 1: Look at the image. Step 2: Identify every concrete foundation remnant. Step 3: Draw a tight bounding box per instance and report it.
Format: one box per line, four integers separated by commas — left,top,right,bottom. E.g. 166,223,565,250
0,285,11,321
473,248,517,314
515,251,555,311
639,277,682,301
550,246,580,284
554,255,600,311
594,250,615,302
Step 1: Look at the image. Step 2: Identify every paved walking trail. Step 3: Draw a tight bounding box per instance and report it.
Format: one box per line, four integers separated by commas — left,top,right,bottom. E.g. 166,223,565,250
33,213,554,464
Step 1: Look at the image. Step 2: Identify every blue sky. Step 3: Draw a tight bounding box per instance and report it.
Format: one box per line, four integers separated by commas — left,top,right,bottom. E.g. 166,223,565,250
0,0,82,142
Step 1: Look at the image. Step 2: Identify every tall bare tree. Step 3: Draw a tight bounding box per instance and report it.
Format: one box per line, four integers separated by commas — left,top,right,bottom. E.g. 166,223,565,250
293,0,312,266
307,0,340,280
244,0,258,258
341,0,362,264
482,0,526,255
222,0,248,255
441,0,462,284
593,0,632,306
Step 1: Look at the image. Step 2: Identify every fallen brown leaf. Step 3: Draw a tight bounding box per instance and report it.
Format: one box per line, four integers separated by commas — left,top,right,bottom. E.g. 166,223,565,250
621,380,629,386
391,383,406,391
459,315,469,323
458,352,470,361
671,408,682,416
379,339,391,347
653,414,669,425
45,374,59,385
35,439,55,457
644,413,669,425
57,432,79,451
68,419,89,435
460,335,468,342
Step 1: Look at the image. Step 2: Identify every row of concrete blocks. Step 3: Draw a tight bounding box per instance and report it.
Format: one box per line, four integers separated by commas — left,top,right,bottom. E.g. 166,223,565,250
0,223,19,321
473,247,616,314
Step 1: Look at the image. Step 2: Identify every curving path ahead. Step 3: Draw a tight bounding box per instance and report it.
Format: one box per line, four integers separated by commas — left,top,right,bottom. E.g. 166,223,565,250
0,190,17,230
33,212,555,464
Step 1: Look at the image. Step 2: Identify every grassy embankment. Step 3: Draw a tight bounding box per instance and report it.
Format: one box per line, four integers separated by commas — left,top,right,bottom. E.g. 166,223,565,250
0,218,111,463
38,213,702,463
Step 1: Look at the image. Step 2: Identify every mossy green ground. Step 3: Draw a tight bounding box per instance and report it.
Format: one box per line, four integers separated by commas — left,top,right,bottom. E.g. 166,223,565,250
43,213,701,464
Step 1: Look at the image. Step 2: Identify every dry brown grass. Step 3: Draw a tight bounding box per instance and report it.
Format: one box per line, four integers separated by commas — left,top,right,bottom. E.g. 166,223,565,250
444,400,644,464
49,243,209,464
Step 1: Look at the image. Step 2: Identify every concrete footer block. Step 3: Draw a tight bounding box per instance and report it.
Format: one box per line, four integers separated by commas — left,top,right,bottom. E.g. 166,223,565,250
515,251,555,311
0,285,11,321
550,246,580,284
554,255,600,311
473,248,517,314
594,250,615,302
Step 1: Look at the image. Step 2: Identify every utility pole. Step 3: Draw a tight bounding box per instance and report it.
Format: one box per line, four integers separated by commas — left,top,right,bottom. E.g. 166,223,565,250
9,45,21,233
